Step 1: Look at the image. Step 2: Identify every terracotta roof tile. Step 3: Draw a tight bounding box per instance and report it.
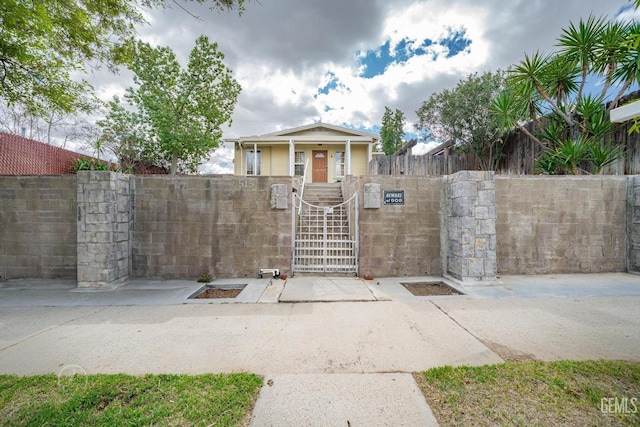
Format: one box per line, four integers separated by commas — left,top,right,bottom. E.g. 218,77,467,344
0,132,98,175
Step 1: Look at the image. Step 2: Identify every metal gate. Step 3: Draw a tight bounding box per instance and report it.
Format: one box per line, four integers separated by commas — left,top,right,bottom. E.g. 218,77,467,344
292,193,358,274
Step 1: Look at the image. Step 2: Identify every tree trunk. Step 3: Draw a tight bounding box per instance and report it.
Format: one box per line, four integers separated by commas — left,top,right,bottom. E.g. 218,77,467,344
170,150,178,175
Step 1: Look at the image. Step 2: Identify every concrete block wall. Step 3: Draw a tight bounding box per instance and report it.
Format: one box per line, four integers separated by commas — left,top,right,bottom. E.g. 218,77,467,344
133,176,295,279
442,171,497,282
496,176,627,274
0,173,634,283
343,176,443,278
0,176,77,280
77,171,134,287
628,176,640,272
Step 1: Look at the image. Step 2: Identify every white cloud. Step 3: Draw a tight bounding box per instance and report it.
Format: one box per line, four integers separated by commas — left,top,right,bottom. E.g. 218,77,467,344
616,6,640,22
79,0,631,172
412,141,441,155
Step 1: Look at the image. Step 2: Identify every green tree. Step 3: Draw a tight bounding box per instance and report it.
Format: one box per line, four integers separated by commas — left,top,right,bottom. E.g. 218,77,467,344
98,36,241,174
380,107,406,155
415,71,505,171
0,0,245,116
96,96,149,172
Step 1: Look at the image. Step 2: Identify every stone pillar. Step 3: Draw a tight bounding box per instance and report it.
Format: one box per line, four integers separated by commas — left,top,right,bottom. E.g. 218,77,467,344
77,171,134,287
627,175,640,273
442,171,497,282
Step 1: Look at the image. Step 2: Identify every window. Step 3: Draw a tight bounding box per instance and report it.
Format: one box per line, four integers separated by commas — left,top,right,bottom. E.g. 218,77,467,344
246,150,261,175
335,151,345,177
294,151,305,176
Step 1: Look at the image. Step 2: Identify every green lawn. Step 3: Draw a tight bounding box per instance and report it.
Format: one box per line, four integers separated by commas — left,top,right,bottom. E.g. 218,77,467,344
415,360,640,426
0,373,263,426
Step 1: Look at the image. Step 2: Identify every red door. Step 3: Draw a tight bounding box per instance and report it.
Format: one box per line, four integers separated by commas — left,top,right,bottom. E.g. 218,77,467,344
312,150,328,183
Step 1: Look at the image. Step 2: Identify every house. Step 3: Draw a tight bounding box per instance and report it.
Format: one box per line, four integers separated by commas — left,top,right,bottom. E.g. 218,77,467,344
0,132,99,175
230,123,379,183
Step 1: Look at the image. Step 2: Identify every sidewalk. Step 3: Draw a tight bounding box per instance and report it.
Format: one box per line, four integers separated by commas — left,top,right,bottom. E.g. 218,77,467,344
1,273,639,426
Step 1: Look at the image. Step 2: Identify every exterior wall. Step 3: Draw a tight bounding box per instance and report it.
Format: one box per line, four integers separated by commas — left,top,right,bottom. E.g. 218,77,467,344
0,174,634,282
628,176,640,272
495,176,627,274
261,147,273,175
0,176,77,280
271,145,289,175
351,145,369,176
343,176,443,277
133,175,295,279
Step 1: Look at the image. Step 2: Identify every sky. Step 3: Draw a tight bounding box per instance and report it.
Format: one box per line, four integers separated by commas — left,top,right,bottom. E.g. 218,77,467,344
85,0,639,173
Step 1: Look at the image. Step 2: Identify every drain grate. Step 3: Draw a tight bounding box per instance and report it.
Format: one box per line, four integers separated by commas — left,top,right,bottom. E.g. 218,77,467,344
189,284,247,299
401,281,463,296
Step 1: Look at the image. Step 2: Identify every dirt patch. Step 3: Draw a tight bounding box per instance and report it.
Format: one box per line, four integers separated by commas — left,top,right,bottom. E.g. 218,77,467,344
401,282,462,296
194,288,243,299
480,339,537,362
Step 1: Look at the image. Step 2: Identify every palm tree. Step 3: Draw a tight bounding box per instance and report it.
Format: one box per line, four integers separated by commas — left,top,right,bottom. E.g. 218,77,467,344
501,13,635,175
490,91,545,148
541,55,580,109
592,21,629,100
608,22,640,110
557,15,607,107
507,51,575,126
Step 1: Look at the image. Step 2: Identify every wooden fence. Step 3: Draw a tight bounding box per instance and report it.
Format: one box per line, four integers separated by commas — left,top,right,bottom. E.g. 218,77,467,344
495,119,639,175
370,119,640,176
368,153,480,176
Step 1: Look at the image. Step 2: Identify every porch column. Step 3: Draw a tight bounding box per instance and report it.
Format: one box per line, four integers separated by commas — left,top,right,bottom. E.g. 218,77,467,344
346,138,352,176
367,141,373,163
241,144,246,175
289,138,295,176
253,143,257,176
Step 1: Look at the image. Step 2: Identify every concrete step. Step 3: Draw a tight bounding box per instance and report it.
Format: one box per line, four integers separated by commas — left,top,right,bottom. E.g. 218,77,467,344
302,184,344,207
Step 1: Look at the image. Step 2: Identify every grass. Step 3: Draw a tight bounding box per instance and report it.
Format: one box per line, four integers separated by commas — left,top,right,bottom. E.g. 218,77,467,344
415,360,640,426
0,372,263,426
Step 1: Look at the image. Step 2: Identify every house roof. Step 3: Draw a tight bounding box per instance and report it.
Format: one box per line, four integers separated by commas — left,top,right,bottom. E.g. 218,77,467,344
393,139,417,155
424,139,455,157
231,122,379,144
0,132,100,175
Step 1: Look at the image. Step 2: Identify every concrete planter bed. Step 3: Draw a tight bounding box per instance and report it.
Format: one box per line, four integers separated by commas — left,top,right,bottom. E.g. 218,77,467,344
189,283,248,299
401,281,463,296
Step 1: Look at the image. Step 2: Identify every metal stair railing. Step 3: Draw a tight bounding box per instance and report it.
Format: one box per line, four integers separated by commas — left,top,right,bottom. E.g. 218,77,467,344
292,192,359,274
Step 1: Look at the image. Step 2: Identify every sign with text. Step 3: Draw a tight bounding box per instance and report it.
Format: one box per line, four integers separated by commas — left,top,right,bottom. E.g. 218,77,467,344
384,190,404,205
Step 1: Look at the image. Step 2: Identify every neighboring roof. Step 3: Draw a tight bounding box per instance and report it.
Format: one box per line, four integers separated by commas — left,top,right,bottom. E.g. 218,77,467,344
393,139,417,156
0,132,97,175
424,139,455,157
232,122,379,143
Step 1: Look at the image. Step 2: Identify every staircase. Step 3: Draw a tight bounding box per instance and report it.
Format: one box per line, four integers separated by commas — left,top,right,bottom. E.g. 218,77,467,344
302,183,344,206
300,184,349,238
294,183,358,275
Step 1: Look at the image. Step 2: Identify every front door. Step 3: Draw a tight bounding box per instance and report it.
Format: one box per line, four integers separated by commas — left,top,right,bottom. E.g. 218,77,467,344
312,150,328,183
